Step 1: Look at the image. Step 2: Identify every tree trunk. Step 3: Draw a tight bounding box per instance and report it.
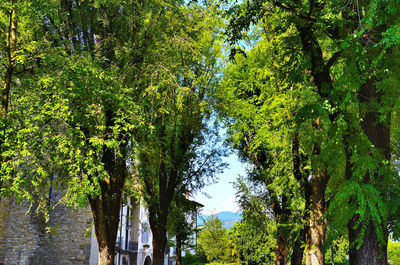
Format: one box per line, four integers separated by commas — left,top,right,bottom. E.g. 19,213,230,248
291,2,390,265
271,194,290,265
151,225,167,265
291,235,305,265
305,167,327,265
290,132,305,265
89,194,123,265
275,230,288,265
2,0,17,118
348,219,387,265
346,78,390,265
0,0,17,205
88,111,127,265
176,233,182,265
305,218,325,265
295,15,336,264
98,245,116,265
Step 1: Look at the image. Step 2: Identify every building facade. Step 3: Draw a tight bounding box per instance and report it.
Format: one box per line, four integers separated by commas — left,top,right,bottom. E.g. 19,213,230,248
0,196,92,265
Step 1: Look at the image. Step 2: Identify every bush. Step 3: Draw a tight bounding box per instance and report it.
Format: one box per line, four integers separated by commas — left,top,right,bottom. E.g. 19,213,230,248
205,262,236,265
182,250,207,265
388,241,400,265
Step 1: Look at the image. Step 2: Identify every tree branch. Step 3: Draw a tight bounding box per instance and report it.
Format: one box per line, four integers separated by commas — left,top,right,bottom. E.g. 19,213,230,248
273,1,315,21
324,50,343,71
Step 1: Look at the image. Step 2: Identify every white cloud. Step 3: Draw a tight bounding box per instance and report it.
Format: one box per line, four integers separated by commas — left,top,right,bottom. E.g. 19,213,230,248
220,195,239,213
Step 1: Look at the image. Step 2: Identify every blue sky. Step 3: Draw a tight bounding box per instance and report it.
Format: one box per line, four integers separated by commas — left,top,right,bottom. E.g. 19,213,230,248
194,153,247,215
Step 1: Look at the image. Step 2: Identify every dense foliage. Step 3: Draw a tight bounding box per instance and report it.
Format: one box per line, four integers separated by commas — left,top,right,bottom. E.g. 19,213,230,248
388,241,400,265
0,1,224,264
1,1,400,265
219,0,400,264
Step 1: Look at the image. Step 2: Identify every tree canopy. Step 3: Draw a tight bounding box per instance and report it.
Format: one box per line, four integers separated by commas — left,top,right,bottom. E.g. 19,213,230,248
1,1,400,265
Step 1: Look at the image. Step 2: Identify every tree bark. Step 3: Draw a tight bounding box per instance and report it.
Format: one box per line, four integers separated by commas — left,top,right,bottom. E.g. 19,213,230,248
348,219,387,265
89,185,124,265
275,230,288,265
346,78,390,265
291,233,305,265
2,0,17,118
151,223,168,265
304,167,327,265
271,196,290,265
89,197,118,265
176,233,182,265
88,109,128,265
302,117,329,265
0,0,17,204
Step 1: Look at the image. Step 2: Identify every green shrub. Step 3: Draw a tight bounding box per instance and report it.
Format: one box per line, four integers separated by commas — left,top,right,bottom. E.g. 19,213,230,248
388,241,400,265
182,250,207,265
205,262,236,265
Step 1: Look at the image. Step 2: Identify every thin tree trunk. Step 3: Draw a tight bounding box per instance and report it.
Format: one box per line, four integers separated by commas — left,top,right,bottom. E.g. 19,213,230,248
2,0,17,118
269,190,290,265
275,230,288,265
291,234,305,265
176,233,182,265
272,197,289,265
291,132,305,265
0,0,17,204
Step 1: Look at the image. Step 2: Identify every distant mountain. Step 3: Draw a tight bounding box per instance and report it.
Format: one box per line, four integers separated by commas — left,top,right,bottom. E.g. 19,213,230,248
198,211,242,229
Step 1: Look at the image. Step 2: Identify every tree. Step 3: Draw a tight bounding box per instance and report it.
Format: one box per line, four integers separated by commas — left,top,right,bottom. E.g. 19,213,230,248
0,0,38,204
0,1,156,264
1,1,224,265
324,236,349,265
233,180,277,265
388,241,400,265
198,215,234,263
132,3,225,265
167,196,202,265
222,1,400,264
218,31,325,265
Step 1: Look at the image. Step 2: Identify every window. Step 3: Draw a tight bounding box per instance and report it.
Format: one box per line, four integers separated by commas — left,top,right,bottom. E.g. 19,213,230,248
141,222,149,243
122,256,128,265
126,207,132,227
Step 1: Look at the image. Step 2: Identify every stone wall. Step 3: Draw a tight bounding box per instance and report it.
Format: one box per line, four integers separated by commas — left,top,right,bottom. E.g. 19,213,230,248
0,193,93,265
